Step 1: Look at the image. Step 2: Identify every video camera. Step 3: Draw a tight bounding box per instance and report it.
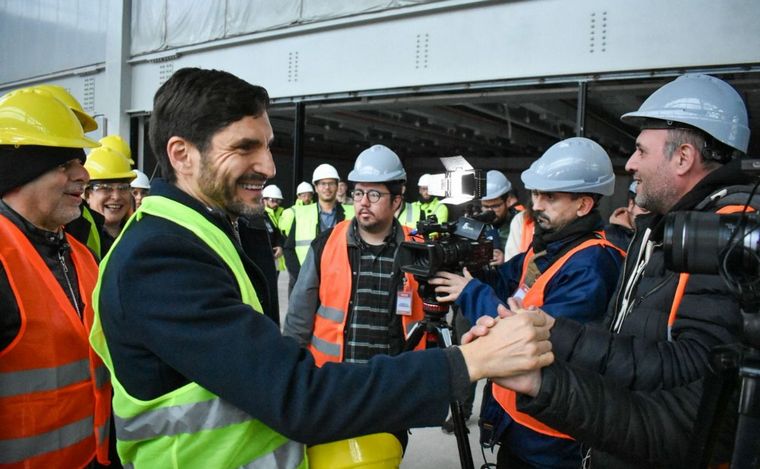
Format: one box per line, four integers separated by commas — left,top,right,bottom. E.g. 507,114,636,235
663,159,760,305
398,155,492,281
397,215,494,280
662,158,760,467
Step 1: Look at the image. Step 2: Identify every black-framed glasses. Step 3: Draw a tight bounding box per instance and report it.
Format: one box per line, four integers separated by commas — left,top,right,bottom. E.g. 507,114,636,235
351,189,390,203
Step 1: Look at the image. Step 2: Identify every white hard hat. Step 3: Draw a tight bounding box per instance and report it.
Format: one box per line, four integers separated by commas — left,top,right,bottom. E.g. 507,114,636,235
130,170,151,190
521,137,615,196
348,145,406,182
417,174,431,187
312,164,340,184
262,184,283,200
483,170,512,200
621,73,749,155
296,181,314,195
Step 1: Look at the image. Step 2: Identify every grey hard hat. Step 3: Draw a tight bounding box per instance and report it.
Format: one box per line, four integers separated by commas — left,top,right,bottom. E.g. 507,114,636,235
348,144,406,182
483,170,512,200
521,137,615,196
621,73,750,154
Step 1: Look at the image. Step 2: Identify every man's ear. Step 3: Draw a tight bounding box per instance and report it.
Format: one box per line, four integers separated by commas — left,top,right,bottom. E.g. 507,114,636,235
576,195,595,217
166,136,196,177
392,194,403,211
672,142,698,176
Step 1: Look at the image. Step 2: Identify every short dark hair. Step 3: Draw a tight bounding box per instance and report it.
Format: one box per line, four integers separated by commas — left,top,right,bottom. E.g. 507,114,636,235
148,68,270,182
570,192,602,208
663,127,725,169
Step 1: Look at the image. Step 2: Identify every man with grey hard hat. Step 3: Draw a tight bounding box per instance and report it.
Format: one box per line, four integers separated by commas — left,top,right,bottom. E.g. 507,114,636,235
284,144,429,450
468,74,755,468
430,136,625,467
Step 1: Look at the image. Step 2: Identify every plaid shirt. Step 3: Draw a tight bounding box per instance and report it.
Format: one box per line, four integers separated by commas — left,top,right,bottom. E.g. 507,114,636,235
343,220,404,363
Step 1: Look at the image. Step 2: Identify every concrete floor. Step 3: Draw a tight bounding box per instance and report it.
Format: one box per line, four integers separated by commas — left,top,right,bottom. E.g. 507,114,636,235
277,273,496,469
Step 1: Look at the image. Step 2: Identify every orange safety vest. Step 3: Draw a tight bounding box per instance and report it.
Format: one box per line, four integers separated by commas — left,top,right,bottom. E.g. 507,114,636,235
519,215,535,253
493,235,624,439
0,215,111,468
308,220,426,366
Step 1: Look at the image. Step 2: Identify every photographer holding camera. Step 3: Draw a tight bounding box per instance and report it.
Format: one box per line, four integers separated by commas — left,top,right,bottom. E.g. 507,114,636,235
431,137,625,468
465,74,755,467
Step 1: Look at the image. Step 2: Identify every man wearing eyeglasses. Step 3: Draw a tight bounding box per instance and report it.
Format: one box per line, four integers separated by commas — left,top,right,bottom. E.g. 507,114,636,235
284,144,428,449
480,170,522,267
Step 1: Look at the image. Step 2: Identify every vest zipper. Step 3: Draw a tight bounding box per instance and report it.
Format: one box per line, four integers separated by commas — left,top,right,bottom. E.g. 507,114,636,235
58,249,82,319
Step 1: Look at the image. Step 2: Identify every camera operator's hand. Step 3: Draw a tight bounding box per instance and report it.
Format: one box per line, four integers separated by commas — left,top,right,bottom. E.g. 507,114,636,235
458,308,554,382
429,268,473,303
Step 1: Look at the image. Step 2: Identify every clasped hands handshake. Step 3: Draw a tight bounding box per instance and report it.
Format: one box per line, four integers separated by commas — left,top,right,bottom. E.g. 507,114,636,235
428,268,555,396
464,298,556,398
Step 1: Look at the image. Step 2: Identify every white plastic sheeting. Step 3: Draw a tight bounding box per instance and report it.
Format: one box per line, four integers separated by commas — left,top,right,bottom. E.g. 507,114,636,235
131,0,440,55
0,0,107,83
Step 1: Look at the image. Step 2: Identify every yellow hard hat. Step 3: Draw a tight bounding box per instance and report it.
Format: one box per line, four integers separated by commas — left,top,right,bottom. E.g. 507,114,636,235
31,84,98,133
307,433,402,469
0,88,99,149
85,146,136,181
99,134,133,163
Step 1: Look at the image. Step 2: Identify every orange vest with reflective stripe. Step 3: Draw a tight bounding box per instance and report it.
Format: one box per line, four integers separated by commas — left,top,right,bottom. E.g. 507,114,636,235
0,215,111,468
308,220,426,366
493,235,624,439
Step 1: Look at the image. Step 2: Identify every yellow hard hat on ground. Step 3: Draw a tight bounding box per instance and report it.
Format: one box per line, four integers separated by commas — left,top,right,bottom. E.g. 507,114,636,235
85,146,136,181
0,87,99,149
31,84,98,133
99,134,133,163
307,433,402,469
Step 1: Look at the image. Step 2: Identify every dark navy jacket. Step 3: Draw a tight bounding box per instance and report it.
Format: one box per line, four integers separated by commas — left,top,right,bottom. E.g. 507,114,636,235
456,222,623,468
97,180,471,445
457,231,623,325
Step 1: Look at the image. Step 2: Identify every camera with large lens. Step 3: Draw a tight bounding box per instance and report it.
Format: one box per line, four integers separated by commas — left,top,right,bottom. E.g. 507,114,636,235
664,210,760,276
397,215,494,280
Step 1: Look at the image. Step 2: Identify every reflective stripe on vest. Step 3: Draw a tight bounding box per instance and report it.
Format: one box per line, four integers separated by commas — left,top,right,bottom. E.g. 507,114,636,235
667,204,755,341
292,204,354,265
0,214,111,467
0,416,94,464
307,220,425,366
397,202,420,229
89,196,305,468
493,234,624,439
293,205,320,264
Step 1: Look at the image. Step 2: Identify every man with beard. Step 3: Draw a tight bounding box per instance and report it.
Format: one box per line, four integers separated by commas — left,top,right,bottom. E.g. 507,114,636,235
481,170,521,266
280,163,354,293
0,87,112,467
89,68,556,467
458,74,754,468
414,173,449,222
430,137,624,468
284,144,427,449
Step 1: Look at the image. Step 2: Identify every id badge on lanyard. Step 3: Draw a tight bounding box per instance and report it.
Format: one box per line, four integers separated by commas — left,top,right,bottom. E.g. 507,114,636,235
512,283,529,301
396,277,413,316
